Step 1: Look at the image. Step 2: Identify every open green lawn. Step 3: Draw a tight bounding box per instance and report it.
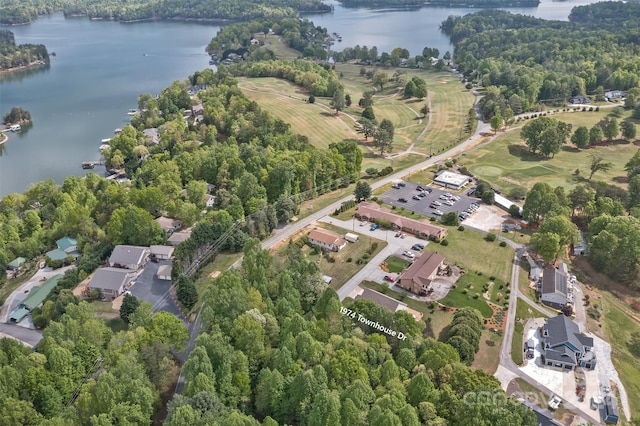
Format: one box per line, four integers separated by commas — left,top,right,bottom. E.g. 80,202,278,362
261,34,300,60
512,298,550,366
440,271,508,318
460,110,639,195
385,255,411,273
237,77,358,149
238,63,474,174
432,226,515,282
600,292,640,419
471,329,502,374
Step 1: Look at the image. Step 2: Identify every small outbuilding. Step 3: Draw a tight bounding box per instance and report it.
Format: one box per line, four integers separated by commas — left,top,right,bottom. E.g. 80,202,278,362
157,264,173,281
150,245,175,260
433,170,471,190
603,395,619,424
7,257,26,271
344,233,359,243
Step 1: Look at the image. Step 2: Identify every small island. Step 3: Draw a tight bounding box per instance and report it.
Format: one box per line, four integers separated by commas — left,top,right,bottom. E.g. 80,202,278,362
2,106,32,136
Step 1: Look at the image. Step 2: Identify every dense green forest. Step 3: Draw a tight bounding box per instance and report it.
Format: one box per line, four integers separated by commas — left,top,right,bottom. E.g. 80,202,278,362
0,29,48,71
0,0,330,24
205,17,330,58
0,65,361,289
441,3,640,119
0,300,189,423
165,241,537,425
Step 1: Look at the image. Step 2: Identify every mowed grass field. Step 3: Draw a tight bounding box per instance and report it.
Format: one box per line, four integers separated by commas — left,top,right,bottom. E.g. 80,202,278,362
237,60,474,172
433,225,515,283
460,109,640,194
237,77,359,148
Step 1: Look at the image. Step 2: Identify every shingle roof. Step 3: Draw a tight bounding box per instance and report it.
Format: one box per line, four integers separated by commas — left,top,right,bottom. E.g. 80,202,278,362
355,288,407,312
109,245,148,268
356,202,446,238
89,267,133,291
541,268,567,298
308,228,345,246
150,245,175,258
401,251,445,285
543,315,594,355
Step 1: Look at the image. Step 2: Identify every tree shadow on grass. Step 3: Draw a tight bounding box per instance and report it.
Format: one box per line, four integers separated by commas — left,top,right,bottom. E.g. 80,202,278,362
613,176,628,184
507,144,545,162
320,111,338,117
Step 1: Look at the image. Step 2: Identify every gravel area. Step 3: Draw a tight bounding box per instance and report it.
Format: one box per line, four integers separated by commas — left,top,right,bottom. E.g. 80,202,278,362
593,335,631,421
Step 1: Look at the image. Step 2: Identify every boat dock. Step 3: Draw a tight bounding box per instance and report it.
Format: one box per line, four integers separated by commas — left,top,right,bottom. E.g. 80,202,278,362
81,161,104,169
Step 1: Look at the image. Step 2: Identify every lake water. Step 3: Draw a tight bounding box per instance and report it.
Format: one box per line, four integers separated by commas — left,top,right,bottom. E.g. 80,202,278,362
0,0,600,196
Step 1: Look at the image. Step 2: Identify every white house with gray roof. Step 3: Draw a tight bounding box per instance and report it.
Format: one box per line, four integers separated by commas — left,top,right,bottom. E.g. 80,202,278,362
89,267,135,299
109,245,149,270
541,315,596,371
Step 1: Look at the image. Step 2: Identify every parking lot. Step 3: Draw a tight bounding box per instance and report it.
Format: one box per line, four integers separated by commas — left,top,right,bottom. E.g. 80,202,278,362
129,260,186,323
379,182,480,221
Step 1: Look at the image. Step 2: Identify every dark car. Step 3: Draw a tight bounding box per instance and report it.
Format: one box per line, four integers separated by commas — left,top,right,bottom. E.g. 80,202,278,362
398,198,408,203
416,185,424,191
418,192,427,198
412,243,425,251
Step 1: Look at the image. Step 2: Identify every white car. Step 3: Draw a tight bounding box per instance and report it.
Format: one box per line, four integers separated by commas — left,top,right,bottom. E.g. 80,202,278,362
433,210,443,216
443,201,454,206
548,395,562,410
403,250,415,258
359,221,367,226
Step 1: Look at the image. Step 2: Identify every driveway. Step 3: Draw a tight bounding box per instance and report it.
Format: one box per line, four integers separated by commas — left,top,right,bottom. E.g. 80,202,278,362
1,265,75,327
0,323,43,347
128,260,186,324
319,216,442,301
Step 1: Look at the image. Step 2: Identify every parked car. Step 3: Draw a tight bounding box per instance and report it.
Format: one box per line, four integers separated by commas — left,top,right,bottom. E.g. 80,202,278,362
412,195,421,200
433,210,443,216
439,195,449,200
402,250,415,258
443,201,454,206
398,198,408,203
548,395,562,410
418,192,427,198
370,223,379,231
360,221,367,226
397,181,406,187
416,185,425,191
383,275,396,282
432,200,442,206
412,243,425,251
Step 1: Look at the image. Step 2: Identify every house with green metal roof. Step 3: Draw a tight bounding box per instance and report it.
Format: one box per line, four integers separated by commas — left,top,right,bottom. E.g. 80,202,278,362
9,274,62,323
46,236,80,262
7,257,26,271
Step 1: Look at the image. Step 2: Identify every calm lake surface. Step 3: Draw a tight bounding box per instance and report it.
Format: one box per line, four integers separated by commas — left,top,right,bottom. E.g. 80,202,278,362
0,0,600,196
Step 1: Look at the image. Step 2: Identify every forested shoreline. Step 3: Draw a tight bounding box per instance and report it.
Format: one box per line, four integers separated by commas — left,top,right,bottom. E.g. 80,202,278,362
442,3,640,119
0,0,331,25
0,29,48,71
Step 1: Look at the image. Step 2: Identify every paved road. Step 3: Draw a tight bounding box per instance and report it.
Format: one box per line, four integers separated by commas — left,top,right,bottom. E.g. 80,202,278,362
0,323,43,347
